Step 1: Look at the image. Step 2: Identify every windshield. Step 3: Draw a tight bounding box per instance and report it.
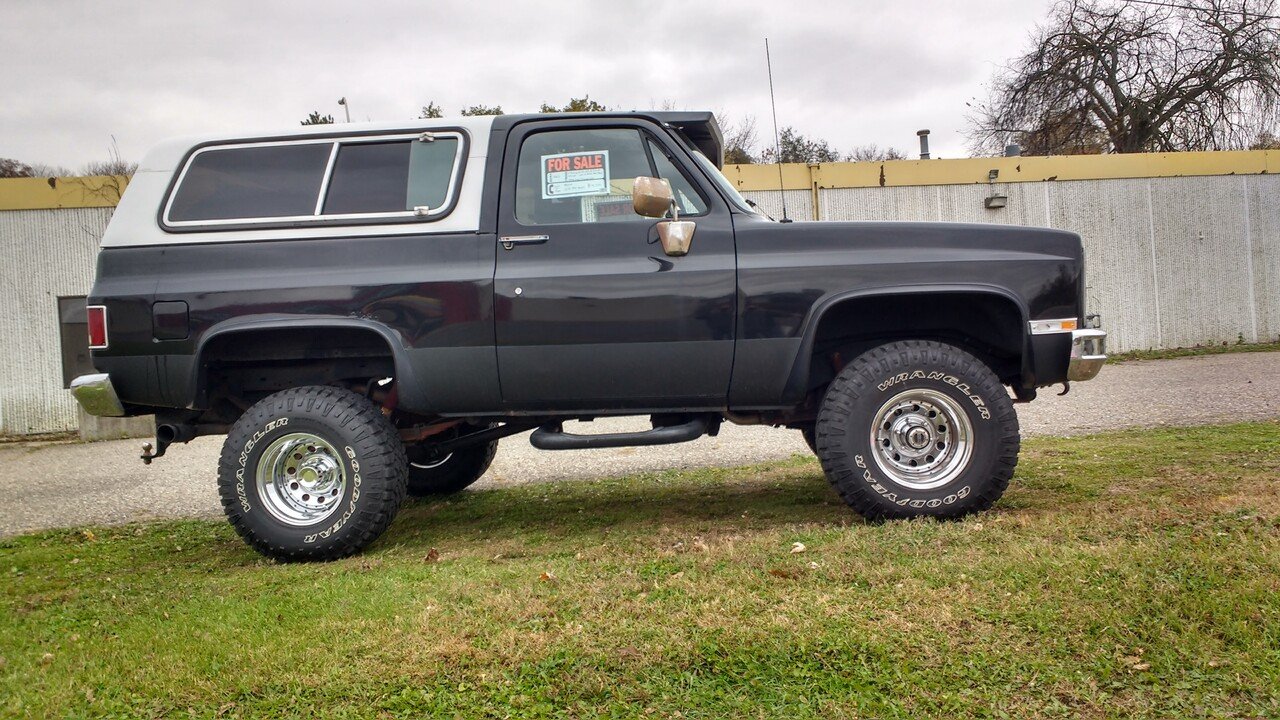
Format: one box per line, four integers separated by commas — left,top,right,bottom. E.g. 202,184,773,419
687,149,762,216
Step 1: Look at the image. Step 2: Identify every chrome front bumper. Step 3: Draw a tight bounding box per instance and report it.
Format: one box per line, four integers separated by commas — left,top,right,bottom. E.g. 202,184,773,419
70,373,125,417
1068,329,1107,382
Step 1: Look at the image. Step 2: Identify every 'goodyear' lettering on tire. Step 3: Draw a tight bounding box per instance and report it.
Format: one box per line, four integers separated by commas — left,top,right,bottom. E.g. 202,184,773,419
854,453,970,506
234,417,289,513
303,445,363,544
876,370,991,420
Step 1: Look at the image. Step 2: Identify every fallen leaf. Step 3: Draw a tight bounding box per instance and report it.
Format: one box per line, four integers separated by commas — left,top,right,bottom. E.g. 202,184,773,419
768,568,800,579
807,561,820,569
40,652,54,665
790,542,806,554
82,530,96,542
539,571,556,582
670,571,684,579
424,548,440,563
1131,662,1151,671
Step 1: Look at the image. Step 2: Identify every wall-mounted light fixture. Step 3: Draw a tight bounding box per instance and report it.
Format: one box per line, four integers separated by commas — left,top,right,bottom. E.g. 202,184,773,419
984,168,1008,209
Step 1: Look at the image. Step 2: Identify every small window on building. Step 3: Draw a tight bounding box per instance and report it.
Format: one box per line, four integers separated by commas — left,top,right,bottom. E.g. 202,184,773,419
57,297,94,389
322,137,460,215
168,143,333,222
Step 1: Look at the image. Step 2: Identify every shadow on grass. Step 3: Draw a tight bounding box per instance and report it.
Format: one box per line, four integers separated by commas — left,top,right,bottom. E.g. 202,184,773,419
381,460,855,551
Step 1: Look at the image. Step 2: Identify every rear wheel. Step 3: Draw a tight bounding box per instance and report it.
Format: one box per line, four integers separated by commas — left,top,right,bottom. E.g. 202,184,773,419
799,425,818,455
814,340,1019,520
405,425,498,496
217,386,408,561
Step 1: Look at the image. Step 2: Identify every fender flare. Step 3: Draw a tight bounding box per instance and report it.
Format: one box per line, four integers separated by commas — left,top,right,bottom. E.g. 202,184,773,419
190,315,425,409
779,283,1032,403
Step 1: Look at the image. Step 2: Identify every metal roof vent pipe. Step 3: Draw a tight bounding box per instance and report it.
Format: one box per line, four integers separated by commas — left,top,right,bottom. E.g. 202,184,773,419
1005,143,1022,157
917,129,931,160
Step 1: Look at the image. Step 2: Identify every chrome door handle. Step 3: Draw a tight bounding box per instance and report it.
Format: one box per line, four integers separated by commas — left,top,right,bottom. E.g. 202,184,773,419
499,234,549,250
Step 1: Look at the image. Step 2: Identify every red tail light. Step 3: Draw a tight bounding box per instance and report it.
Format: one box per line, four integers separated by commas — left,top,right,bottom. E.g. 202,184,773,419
87,305,108,349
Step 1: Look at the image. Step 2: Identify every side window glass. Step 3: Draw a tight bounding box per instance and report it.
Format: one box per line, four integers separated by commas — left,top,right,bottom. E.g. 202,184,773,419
323,137,460,215
169,143,331,221
647,138,708,216
515,128,652,226
322,141,409,215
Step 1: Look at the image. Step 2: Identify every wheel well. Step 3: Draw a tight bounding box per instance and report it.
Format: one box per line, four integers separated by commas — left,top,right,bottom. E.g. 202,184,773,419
198,326,397,420
805,292,1025,394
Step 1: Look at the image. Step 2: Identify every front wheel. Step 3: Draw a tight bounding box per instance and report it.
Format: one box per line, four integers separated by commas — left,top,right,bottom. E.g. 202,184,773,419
815,340,1020,521
216,386,408,561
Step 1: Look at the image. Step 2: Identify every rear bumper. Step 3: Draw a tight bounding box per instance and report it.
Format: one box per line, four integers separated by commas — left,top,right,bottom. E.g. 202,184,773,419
70,373,125,417
1067,328,1107,382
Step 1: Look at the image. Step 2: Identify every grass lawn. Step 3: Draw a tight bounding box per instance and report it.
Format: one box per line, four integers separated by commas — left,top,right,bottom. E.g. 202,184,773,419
3,422,1279,719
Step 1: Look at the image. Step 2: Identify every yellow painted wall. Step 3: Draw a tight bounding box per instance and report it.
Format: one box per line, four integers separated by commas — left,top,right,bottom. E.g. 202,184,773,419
0,176,130,211
1,149,1277,209
721,150,1280,191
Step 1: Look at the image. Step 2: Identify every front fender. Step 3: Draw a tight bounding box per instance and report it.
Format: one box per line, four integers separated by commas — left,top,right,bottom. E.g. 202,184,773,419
778,284,1033,404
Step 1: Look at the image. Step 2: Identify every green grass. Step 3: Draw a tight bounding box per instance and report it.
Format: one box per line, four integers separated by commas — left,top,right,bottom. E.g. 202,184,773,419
3,422,1279,719
1108,339,1280,363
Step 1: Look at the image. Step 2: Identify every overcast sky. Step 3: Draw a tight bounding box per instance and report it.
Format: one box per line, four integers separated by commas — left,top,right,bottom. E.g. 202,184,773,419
2,0,1055,171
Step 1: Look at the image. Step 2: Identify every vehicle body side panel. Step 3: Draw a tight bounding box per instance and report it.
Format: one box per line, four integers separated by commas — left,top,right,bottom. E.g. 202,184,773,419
728,215,1083,407
90,232,499,414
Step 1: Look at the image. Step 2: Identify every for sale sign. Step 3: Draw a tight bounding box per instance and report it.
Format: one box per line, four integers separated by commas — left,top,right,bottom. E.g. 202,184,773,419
541,150,611,199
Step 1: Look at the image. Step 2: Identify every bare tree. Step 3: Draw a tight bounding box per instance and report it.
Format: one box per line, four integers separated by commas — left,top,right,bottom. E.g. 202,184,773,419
28,162,73,177
0,158,33,178
848,144,907,162
970,0,1280,154
81,137,137,177
722,114,759,164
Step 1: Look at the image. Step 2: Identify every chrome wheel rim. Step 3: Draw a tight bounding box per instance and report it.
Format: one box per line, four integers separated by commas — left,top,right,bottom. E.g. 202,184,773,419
255,432,347,526
409,452,453,470
869,389,973,490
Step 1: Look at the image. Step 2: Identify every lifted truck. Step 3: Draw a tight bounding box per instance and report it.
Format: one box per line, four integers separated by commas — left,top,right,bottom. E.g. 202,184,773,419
71,111,1106,560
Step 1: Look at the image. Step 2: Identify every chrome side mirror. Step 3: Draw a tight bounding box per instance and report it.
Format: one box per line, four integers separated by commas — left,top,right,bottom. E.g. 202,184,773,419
657,221,696,256
632,176,674,218
633,176,696,257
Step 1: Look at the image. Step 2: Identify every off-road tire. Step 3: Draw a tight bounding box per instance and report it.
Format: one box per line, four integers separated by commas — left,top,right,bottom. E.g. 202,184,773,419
217,386,408,561
406,430,498,496
815,340,1019,521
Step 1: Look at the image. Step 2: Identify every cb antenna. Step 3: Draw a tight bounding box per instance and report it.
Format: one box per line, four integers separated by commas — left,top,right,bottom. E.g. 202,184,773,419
765,38,791,222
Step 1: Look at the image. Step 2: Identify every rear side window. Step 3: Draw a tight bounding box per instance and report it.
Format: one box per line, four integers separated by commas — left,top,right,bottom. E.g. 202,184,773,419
164,131,466,228
322,138,460,215
168,143,331,222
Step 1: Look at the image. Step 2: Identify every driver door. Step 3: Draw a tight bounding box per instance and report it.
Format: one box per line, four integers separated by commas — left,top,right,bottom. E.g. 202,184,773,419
493,119,737,411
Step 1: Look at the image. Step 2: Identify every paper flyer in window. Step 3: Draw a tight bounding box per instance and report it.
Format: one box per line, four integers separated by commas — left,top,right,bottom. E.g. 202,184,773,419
541,150,610,200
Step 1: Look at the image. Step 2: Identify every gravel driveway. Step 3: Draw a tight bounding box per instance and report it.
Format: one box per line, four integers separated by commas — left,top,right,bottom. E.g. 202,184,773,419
2,351,1277,537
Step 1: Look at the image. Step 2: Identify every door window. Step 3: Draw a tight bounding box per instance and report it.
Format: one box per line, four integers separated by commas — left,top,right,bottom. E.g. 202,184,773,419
647,138,707,216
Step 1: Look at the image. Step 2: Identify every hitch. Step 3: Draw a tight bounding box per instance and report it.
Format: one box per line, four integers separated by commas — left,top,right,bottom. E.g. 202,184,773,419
140,440,167,465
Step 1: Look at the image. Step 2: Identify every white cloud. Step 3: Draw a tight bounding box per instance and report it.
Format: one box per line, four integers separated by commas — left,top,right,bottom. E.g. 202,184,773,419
0,0,1053,169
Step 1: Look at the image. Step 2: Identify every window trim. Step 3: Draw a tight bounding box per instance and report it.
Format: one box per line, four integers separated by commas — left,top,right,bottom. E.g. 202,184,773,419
160,129,469,232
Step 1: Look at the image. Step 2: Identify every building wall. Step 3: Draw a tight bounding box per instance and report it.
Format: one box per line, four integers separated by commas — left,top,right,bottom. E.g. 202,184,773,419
0,207,113,434
2,153,1277,434
743,173,1280,353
